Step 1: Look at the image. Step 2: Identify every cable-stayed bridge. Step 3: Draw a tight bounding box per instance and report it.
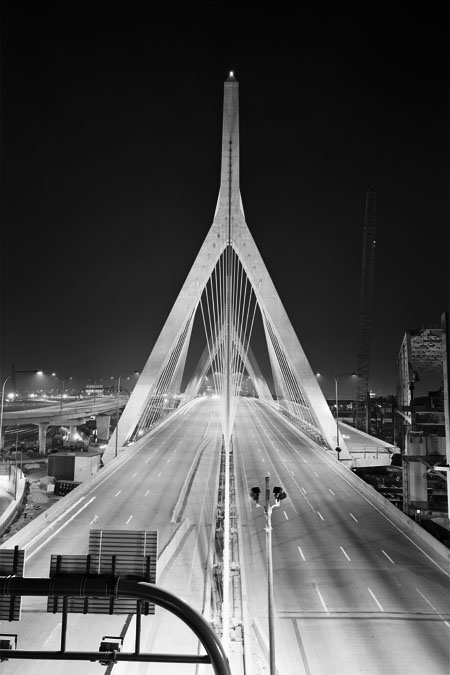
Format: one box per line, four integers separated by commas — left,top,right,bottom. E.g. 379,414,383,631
1,75,449,674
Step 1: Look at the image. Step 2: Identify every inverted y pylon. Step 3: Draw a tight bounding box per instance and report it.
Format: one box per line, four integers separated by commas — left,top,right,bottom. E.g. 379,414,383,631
104,73,349,461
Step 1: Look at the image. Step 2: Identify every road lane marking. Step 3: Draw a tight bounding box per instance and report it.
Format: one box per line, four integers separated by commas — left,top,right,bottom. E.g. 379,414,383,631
328,489,335,496
166,459,171,463
340,546,351,561
415,587,436,609
298,546,306,561
115,490,121,497
43,622,62,647
283,510,289,520
290,470,295,476
302,458,308,463
301,487,307,495
317,511,324,521
144,489,150,496
314,471,319,477
257,448,261,452
145,459,150,464
28,497,97,559
416,588,450,627
367,587,384,611
261,458,265,462
157,472,162,478
381,549,395,564
315,588,329,614
126,515,133,525
349,513,358,522
132,472,137,478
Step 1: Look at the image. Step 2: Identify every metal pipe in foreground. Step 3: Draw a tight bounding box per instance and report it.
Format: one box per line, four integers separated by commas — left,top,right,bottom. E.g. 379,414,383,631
0,574,231,675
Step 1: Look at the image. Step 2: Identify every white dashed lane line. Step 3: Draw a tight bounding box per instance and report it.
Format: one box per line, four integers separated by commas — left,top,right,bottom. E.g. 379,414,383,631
368,587,384,612
381,549,396,564
115,490,121,497
349,513,358,522
283,511,289,520
328,488,335,496
317,511,324,521
144,489,150,496
126,515,133,525
340,546,351,561
298,546,306,561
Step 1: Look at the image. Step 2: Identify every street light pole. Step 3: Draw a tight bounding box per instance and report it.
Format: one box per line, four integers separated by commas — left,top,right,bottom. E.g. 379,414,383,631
316,372,356,458
56,375,72,414
1,369,43,454
250,477,287,675
114,371,138,459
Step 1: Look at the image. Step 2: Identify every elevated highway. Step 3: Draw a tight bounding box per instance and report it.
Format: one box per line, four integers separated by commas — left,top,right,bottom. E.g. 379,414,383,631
1,397,449,674
1,396,129,453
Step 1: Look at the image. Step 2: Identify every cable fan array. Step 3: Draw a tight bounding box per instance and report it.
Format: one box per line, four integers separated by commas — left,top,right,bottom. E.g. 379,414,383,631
198,246,260,436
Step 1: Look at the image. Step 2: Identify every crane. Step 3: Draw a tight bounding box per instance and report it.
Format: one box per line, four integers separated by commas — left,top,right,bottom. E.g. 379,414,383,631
355,185,376,432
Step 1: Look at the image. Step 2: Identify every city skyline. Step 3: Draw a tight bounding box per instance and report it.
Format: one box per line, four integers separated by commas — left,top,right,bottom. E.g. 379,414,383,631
1,3,448,400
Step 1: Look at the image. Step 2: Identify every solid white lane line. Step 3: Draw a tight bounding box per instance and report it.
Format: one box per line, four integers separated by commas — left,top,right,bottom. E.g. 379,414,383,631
115,490,121,497
314,471,319,477
283,510,289,520
132,472,137,478
317,511,324,521
126,515,133,525
349,513,358,522
381,549,395,564
315,588,329,614
329,488,335,496
144,489,150,496
368,587,384,611
340,546,351,561
298,546,306,561
28,497,96,559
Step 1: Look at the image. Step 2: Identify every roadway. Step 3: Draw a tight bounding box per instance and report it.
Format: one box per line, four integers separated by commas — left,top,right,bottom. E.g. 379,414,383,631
234,398,450,675
0,397,223,674
0,397,449,675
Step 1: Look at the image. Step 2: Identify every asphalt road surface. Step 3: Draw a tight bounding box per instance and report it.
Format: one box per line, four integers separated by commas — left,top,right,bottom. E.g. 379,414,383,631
1,396,449,675
234,398,450,675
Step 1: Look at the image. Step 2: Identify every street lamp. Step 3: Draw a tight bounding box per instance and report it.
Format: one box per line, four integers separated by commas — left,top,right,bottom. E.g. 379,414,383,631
1,369,43,454
87,376,103,406
53,375,72,414
114,371,139,458
250,476,287,675
316,372,357,458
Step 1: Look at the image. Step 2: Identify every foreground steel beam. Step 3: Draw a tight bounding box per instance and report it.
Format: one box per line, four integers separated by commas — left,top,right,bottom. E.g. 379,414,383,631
0,574,231,675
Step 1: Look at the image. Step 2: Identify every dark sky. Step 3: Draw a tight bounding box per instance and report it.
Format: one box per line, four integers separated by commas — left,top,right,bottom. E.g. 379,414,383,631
1,2,448,400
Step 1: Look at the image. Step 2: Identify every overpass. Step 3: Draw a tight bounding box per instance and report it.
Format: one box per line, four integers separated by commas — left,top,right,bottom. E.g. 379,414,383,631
1,396,129,454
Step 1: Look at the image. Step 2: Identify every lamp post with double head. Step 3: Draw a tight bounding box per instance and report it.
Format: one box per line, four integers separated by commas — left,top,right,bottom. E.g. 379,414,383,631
114,371,139,458
316,372,357,458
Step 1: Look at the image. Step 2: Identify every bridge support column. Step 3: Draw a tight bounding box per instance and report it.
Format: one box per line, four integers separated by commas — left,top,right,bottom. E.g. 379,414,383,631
38,422,49,456
69,425,78,442
96,414,111,442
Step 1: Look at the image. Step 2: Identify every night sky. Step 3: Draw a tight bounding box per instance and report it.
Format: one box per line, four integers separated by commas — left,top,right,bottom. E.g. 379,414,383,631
1,2,448,400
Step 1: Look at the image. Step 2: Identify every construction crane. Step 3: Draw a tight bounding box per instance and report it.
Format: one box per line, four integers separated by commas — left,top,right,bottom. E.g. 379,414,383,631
355,185,376,432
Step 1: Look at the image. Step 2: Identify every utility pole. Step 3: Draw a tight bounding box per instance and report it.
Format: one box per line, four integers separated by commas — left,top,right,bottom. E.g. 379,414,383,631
250,477,287,675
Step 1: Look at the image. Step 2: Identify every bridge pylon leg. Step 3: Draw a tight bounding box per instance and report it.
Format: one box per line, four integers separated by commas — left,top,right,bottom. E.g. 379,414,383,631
38,422,48,456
